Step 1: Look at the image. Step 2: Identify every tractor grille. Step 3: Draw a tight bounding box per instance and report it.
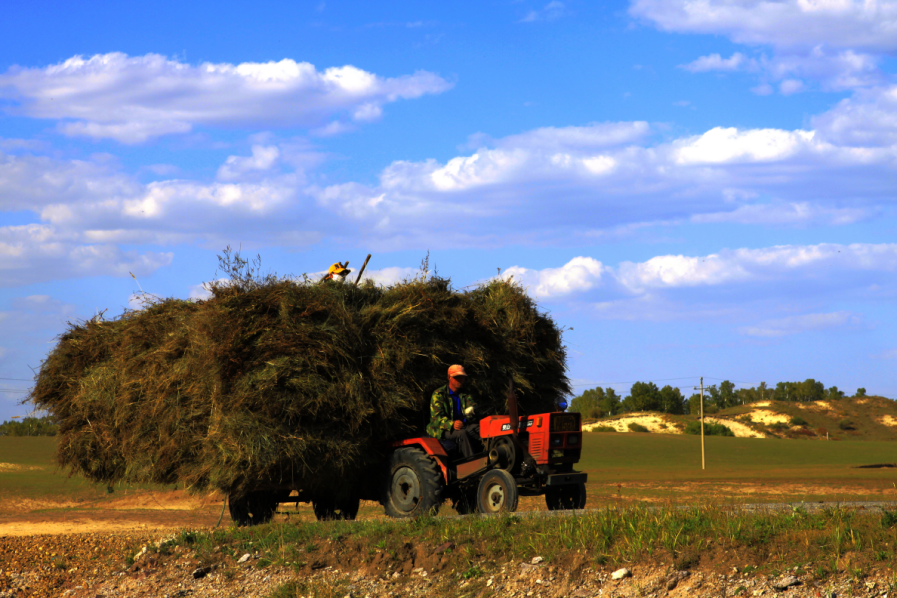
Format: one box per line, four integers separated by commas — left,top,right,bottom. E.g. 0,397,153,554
529,436,543,458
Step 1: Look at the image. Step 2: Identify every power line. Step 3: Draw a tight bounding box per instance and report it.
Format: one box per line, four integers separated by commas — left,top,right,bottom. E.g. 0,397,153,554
0,388,30,393
0,377,32,382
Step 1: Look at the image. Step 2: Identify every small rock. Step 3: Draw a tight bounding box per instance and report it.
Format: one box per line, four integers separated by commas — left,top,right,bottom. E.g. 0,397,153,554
487,579,493,587
434,542,454,555
531,556,544,565
772,575,800,590
666,576,679,591
191,566,212,579
237,553,251,564
611,568,632,580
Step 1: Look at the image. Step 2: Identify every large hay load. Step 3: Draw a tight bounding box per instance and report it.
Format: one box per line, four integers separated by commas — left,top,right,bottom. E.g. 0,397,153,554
31,268,570,505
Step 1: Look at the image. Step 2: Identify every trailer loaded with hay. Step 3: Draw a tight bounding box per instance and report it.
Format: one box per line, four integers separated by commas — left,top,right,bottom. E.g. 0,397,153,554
31,265,586,523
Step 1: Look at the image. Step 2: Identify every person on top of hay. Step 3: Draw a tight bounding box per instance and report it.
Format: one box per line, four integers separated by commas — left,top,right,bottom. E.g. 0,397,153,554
324,261,351,281
426,365,481,458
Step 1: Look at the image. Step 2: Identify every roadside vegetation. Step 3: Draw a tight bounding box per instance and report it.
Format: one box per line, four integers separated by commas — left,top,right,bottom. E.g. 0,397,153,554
137,505,897,591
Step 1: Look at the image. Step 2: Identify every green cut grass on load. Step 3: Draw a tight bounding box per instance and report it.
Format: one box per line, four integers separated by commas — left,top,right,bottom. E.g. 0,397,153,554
30,265,570,498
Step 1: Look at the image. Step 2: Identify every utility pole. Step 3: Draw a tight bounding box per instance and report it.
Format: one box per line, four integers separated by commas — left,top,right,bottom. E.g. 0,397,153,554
694,377,705,470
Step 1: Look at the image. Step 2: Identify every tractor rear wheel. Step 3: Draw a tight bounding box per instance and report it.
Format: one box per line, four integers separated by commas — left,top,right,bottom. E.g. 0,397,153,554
382,447,443,518
312,495,360,521
476,469,518,514
544,482,587,511
228,491,279,526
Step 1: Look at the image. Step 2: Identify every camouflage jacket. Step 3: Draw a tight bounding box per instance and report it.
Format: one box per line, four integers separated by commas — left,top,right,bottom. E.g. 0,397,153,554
426,384,477,439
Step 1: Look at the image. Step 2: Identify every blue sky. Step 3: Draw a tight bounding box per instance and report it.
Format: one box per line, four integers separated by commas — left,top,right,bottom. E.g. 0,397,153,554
2,0,897,419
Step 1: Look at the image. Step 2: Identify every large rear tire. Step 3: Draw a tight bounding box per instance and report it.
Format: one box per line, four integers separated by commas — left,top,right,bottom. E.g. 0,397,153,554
476,469,519,514
382,447,444,518
545,482,587,511
228,491,278,526
312,495,360,521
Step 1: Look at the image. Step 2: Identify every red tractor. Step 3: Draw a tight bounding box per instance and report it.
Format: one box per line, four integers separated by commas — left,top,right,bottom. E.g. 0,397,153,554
228,386,587,524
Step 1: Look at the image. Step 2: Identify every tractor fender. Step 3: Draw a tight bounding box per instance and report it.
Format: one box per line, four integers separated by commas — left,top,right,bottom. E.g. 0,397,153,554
390,437,451,483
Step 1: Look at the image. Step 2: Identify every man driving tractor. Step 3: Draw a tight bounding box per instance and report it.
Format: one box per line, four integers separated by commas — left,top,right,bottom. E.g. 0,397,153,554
426,365,481,458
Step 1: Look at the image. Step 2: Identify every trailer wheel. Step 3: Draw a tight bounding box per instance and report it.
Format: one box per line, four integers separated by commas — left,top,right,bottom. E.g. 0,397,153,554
544,482,587,511
451,486,478,515
476,469,518,514
312,495,360,521
228,491,278,526
382,447,444,518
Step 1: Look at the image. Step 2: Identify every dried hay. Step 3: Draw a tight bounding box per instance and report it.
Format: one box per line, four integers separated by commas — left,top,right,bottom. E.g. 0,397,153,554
31,269,570,497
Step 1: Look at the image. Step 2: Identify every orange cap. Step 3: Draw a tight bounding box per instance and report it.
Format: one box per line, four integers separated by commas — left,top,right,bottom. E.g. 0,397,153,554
448,365,467,378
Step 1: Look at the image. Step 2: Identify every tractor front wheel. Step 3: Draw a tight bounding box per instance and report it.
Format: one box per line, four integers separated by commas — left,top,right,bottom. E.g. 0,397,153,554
312,495,360,521
544,482,587,511
382,447,444,518
228,491,279,526
476,469,518,514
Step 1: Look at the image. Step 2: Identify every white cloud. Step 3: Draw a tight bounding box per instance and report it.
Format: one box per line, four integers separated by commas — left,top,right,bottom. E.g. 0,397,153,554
519,1,567,22
217,145,281,180
188,279,228,301
681,52,755,73
501,257,606,298
309,101,896,246
502,243,897,300
738,311,860,337
630,0,897,51
0,53,452,143
3,85,896,268
672,127,816,164
634,0,895,92
813,84,897,147
360,267,419,286
501,244,897,332
692,202,874,226
58,120,193,145
616,243,897,292
780,78,806,95
0,224,173,287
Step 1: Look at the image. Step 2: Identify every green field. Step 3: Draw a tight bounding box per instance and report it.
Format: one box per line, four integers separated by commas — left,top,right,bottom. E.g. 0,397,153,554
0,436,164,508
3,433,896,511
579,432,897,506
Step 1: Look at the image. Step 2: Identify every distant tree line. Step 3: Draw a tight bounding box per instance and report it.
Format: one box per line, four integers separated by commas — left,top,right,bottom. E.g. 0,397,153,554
569,379,868,418
0,416,58,436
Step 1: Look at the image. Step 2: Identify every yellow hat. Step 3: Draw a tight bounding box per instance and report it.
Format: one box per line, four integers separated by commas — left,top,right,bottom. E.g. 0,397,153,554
328,262,351,276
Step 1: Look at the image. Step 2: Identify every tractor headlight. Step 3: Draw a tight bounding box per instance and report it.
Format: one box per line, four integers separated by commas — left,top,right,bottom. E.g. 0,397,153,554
550,434,564,447
567,434,581,446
